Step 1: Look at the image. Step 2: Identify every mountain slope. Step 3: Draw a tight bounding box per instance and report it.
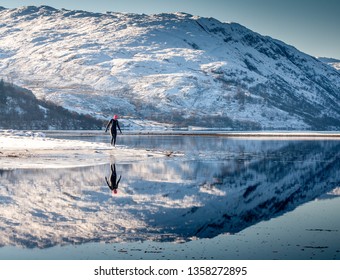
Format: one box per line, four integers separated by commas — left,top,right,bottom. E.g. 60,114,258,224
0,80,102,129
0,6,339,130
318,57,340,71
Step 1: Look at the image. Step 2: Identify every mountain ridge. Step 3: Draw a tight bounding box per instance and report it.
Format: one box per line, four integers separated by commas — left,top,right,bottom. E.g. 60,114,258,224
0,5,339,130
318,57,340,71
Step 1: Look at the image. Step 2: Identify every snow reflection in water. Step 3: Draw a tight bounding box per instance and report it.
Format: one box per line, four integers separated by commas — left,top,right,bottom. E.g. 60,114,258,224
0,136,339,251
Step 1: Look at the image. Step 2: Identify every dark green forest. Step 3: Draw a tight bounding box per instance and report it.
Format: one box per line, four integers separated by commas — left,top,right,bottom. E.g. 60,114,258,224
0,79,103,129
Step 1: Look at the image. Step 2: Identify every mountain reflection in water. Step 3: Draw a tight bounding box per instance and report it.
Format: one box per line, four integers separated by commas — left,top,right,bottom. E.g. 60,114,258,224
0,136,339,249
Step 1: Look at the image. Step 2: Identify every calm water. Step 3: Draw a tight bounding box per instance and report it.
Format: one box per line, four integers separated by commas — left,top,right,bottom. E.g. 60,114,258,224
0,133,339,259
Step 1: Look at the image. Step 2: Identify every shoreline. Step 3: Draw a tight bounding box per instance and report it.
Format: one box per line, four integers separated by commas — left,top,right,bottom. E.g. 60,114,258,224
1,129,339,169
41,129,340,139
0,131,169,169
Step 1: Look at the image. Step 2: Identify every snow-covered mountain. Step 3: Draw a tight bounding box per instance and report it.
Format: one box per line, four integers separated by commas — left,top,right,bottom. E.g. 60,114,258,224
318,57,340,71
0,5,340,130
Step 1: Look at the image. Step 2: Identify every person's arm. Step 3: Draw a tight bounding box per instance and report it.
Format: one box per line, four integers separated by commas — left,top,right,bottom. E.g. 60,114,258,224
117,121,122,134
105,119,112,132
105,176,110,187
116,175,122,187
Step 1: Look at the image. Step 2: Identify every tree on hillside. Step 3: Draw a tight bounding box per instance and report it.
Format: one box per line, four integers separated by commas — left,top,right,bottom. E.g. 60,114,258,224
0,79,7,105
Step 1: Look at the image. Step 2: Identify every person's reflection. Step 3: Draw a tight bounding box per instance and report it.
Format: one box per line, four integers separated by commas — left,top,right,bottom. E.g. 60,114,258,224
105,164,121,195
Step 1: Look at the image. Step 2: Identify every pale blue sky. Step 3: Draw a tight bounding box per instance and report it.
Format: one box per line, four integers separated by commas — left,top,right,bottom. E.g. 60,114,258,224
1,0,339,58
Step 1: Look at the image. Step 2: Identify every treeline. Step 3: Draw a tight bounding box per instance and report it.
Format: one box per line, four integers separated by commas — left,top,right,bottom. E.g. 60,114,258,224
0,79,103,130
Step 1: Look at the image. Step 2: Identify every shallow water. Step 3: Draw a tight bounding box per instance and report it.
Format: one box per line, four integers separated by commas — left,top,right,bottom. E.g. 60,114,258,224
0,134,339,259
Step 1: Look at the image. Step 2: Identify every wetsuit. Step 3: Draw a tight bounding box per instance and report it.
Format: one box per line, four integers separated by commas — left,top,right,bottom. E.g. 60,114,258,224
105,118,122,146
105,164,121,194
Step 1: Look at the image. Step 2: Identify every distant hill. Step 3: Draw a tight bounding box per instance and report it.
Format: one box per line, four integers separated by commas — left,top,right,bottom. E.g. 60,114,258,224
0,6,340,130
0,79,103,129
318,57,340,71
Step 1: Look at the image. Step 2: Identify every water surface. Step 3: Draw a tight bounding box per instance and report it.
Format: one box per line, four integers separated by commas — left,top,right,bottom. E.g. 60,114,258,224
0,134,339,259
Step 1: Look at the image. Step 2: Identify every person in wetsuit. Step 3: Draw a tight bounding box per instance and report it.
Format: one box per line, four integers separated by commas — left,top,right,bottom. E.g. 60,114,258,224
105,163,121,194
105,114,122,146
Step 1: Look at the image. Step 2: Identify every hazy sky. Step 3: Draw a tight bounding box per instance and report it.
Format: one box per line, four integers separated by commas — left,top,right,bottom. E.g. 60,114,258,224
1,0,339,58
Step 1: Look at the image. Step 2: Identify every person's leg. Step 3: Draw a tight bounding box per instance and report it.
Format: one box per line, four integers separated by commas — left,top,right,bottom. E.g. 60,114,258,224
113,133,117,146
